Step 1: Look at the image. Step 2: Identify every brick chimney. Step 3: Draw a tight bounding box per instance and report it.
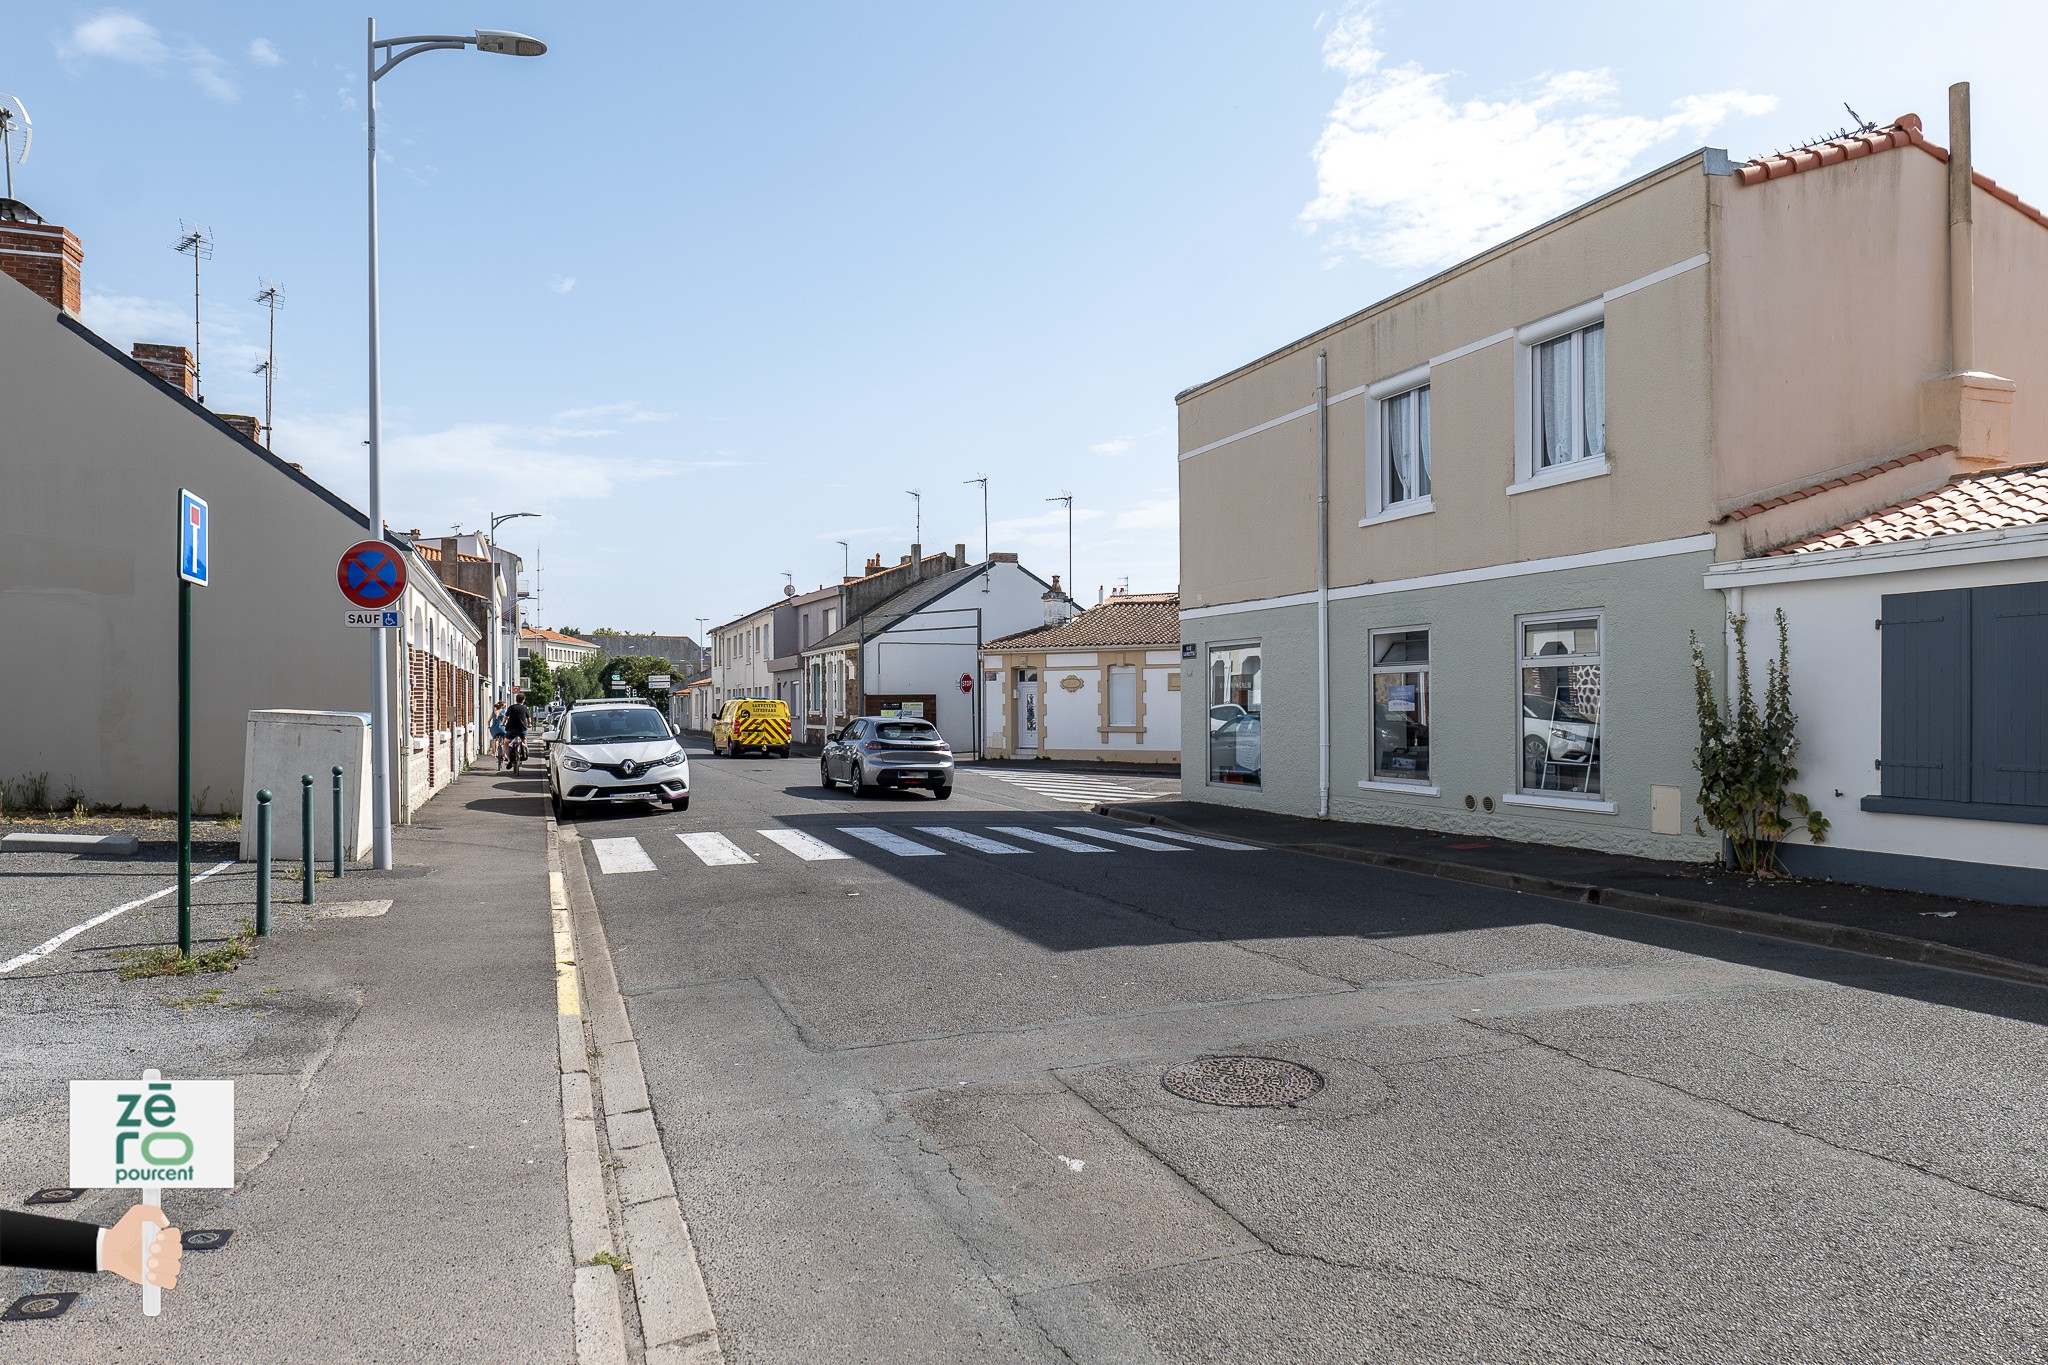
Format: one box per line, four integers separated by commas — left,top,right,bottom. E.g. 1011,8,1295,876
0,200,83,313
132,343,196,397
219,414,261,443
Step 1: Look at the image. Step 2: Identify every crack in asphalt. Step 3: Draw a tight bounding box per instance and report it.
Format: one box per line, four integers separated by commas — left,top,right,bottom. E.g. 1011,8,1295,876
1468,1019,2048,1220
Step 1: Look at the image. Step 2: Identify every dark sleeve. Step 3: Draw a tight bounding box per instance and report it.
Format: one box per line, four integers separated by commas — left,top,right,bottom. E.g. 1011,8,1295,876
0,1209,99,1273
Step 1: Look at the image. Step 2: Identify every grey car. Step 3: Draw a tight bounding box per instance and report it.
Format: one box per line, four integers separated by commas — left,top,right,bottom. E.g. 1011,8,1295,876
821,717,954,798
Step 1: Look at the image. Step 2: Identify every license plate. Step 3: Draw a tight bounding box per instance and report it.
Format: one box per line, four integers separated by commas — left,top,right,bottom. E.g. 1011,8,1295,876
898,770,927,779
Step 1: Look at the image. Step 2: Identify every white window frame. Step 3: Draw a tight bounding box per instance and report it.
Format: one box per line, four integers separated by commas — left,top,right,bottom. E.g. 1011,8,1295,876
1511,300,1610,493
1507,607,1615,811
1107,664,1138,729
1364,626,1435,792
1362,364,1435,526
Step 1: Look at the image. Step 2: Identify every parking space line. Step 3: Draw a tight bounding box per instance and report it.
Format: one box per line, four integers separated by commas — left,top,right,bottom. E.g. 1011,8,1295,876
0,860,235,974
1146,829,1265,852
1057,825,1187,851
678,833,757,866
592,837,658,874
915,827,1030,854
838,827,944,857
990,826,1113,853
757,829,850,861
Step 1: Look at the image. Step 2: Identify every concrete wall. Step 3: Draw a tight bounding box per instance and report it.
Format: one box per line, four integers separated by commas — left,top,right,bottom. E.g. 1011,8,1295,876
1180,544,1723,861
0,283,376,813
1178,156,1713,610
1713,538,2048,897
239,711,374,861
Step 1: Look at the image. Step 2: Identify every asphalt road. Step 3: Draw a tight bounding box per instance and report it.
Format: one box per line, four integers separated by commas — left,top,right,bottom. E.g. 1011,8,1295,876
572,747,2048,1364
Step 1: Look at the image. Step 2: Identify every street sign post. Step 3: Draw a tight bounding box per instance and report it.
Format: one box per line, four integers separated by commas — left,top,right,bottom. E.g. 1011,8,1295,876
70,1069,234,1317
176,491,209,956
337,541,405,877
649,674,672,691
957,672,974,695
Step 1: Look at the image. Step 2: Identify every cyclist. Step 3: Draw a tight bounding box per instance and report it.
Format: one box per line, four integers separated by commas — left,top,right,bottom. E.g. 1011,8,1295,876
488,700,508,769
503,692,531,773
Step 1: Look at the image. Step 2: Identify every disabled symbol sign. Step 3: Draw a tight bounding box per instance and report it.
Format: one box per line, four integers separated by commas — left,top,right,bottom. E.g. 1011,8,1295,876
337,540,408,610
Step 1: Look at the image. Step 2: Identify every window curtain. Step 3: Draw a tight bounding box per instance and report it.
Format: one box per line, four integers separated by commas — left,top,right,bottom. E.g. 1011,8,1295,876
1580,324,1605,457
1416,386,1431,497
1537,335,1572,467
1384,392,1413,504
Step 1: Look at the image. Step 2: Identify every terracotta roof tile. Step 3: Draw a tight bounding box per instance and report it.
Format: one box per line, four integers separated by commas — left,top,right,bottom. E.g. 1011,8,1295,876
984,595,1181,651
1770,464,2048,555
520,626,597,645
1735,113,2048,233
1717,445,1954,523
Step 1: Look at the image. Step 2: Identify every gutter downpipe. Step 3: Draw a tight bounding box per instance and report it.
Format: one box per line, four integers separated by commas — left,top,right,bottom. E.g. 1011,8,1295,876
1315,349,1331,820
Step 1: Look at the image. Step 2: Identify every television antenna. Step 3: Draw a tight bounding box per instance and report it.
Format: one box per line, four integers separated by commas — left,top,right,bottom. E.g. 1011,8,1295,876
0,95,30,200
172,222,213,400
251,279,283,449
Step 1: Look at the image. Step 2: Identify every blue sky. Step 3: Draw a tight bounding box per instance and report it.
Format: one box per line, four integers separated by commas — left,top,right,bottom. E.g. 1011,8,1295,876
18,2,2048,635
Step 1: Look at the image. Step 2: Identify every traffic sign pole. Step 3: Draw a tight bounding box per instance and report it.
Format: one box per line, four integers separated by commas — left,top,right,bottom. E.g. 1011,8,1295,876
338,540,407,873
178,576,191,957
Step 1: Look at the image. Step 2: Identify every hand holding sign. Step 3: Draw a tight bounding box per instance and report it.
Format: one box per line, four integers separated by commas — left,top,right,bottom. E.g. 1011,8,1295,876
103,1204,183,1289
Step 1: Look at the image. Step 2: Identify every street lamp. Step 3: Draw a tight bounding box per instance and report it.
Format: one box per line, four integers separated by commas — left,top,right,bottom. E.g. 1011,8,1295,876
487,513,540,709
491,510,541,537
365,21,546,870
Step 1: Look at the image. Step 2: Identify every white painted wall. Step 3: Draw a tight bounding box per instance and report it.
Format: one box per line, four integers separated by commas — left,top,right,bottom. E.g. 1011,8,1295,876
981,648,1182,760
861,563,1049,752
1723,539,2048,875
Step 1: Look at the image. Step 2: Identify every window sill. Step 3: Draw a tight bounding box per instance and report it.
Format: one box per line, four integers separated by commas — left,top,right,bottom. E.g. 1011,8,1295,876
1507,456,1611,496
1500,791,1616,814
1359,778,1439,796
1859,795,2048,826
1358,498,1435,529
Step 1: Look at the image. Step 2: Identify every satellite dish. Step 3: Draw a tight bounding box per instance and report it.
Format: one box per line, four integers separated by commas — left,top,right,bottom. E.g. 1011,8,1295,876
0,94,29,201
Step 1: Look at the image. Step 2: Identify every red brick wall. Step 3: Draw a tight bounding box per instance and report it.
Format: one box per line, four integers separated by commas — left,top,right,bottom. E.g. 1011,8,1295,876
132,343,197,398
0,220,83,313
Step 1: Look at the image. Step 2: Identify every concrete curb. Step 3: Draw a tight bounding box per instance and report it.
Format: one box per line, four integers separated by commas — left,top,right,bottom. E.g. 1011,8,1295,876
552,813,727,1364
1,831,140,857
1098,804,2048,992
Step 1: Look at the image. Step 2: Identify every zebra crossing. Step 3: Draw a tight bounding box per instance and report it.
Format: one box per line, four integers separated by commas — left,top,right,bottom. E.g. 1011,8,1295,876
587,823,1261,873
976,771,1164,805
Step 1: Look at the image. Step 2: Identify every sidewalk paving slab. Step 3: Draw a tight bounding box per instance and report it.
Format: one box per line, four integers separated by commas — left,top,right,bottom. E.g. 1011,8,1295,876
1101,799,2048,987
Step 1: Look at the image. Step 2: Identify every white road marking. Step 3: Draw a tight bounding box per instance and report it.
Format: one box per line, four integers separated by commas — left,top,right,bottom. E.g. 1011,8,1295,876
757,829,850,861
0,860,236,974
978,771,1156,804
593,838,658,874
914,827,1029,854
1058,826,1186,851
838,827,944,857
678,832,757,866
989,826,1113,853
1146,829,1264,852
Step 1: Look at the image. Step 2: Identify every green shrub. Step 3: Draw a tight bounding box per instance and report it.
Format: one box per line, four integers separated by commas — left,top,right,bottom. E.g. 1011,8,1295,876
1690,610,1829,876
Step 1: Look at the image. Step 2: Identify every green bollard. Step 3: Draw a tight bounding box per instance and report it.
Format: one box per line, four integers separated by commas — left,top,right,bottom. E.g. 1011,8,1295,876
256,789,273,937
301,774,315,906
331,765,345,880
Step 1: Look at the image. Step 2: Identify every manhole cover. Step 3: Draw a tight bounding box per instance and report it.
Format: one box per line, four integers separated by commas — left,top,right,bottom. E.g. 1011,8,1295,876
24,1188,84,1205
182,1229,234,1251
3,1292,78,1321
1162,1055,1324,1108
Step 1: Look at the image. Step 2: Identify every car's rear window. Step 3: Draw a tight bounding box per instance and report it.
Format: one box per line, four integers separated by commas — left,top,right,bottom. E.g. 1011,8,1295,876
568,709,670,744
875,722,939,742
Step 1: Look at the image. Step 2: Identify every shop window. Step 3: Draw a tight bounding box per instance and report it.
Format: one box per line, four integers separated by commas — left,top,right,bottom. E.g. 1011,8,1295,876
1370,629,1430,783
1518,613,1603,797
1206,642,1261,786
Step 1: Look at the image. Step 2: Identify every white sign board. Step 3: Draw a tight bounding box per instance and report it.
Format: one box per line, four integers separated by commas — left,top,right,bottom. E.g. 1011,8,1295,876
70,1076,235,1190
649,674,672,690
346,608,401,628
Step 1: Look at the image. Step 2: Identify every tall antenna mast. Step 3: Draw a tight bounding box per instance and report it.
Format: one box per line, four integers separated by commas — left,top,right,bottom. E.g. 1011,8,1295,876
252,279,284,449
906,489,922,548
0,95,31,201
172,222,212,400
1045,492,1074,602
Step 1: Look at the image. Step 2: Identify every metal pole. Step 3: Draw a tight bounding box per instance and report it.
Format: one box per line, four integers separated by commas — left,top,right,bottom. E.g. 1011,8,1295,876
301,774,315,906
255,789,272,936
264,293,275,449
177,577,192,957
332,765,345,879
1314,349,1331,820
366,17,394,870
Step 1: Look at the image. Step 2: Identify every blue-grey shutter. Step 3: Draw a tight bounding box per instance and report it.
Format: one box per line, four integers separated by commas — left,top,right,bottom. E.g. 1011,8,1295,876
1970,581,2048,807
1879,589,1972,801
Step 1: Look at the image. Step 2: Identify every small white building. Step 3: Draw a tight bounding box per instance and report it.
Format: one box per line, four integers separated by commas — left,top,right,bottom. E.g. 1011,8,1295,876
1706,465,2048,904
521,627,601,670
982,591,1183,766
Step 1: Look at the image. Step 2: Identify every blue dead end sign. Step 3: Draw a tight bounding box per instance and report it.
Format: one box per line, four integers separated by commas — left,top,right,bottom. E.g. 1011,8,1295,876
178,490,209,586
337,540,407,610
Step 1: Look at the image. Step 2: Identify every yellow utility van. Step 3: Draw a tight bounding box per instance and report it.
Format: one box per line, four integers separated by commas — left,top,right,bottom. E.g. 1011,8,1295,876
714,699,792,758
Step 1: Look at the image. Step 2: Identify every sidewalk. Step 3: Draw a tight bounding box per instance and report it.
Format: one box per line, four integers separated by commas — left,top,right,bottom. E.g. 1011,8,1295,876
1101,800,2048,987
0,768,582,1360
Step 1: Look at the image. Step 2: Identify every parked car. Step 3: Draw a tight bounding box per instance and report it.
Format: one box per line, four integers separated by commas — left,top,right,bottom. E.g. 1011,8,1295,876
1208,713,1261,781
1208,703,1247,732
1521,693,1599,784
714,698,792,758
821,717,954,798
546,700,689,819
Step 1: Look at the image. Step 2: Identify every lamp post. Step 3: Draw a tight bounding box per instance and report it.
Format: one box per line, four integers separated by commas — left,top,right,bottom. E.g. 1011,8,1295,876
1046,493,1073,603
488,512,539,705
964,475,987,562
365,21,545,870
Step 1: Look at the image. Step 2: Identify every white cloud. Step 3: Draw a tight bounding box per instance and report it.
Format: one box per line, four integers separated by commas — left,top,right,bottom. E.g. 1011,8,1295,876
1300,7,1774,271
550,275,577,295
249,37,283,67
552,401,673,428
56,12,238,101
1112,496,1178,533
81,292,192,350
1090,438,1133,457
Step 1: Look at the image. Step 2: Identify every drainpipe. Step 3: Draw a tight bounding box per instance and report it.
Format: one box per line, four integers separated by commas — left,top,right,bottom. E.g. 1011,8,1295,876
1315,349,1331,820
1947,82,1975,376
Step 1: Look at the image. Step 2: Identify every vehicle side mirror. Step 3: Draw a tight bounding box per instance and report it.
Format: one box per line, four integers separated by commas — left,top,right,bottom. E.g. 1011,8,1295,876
670,720,682,737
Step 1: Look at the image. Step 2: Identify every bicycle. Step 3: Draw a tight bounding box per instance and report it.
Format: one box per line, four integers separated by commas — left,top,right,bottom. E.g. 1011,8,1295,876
507,734,528,776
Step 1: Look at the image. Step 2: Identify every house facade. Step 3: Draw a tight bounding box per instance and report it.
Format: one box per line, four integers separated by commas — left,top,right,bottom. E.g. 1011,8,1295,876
982,590,1181,765
1176,92,2048,893
521,626,601,670
710,601,783,708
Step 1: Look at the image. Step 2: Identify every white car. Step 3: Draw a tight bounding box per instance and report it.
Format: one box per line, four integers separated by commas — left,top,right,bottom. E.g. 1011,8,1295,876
547,700,689,818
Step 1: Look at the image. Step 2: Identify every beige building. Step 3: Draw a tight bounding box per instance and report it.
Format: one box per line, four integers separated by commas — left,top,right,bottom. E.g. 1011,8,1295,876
1177,89,2048,899
521,626,600,670
982,590,1182,765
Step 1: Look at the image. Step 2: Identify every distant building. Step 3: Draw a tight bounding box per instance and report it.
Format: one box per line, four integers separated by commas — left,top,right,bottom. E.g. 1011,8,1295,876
982,590,1181,766
521,627,601,669
571,632,703,674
